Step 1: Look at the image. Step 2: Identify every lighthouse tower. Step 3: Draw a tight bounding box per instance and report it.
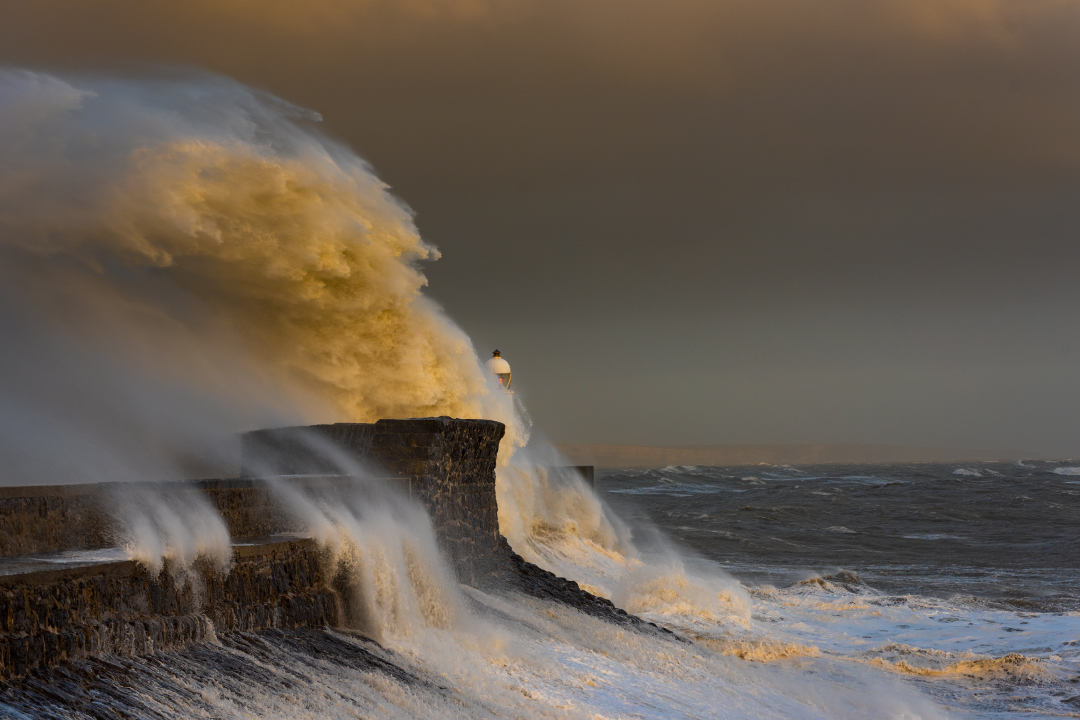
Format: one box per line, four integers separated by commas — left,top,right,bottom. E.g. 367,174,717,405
486,350,512,391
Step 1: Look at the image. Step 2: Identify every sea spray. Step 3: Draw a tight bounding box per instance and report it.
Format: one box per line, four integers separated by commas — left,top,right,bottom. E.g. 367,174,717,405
496,461,630,569
0,68,527,485
268,477,469,644
240,421,473,644
250,471,942,719
0,294,267,486
106,482,232,588
496,447,753,633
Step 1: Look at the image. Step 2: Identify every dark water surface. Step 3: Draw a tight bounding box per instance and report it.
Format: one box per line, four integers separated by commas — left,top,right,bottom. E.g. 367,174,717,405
599,461,1080,610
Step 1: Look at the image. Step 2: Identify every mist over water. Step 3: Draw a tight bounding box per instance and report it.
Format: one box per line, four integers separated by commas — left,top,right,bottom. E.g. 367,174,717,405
0,69,1064,718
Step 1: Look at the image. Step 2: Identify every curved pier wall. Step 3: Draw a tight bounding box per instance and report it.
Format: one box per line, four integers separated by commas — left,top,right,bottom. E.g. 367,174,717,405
0,417,506,581
0,418,506,678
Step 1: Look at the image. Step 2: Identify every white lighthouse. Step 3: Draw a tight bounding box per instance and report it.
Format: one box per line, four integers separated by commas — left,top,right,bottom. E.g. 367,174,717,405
485,350,512,391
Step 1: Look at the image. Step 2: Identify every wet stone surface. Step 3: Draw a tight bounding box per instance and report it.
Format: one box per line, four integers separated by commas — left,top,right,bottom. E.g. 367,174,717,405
371,417,506,586
0,628,435,720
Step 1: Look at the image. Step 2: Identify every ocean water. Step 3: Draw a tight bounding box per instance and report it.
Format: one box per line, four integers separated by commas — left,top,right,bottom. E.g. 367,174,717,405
600,460,1080,717
4,461,1078,719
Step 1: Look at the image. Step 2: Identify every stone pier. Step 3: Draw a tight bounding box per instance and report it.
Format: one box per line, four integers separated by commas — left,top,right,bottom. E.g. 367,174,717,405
0,417,507,679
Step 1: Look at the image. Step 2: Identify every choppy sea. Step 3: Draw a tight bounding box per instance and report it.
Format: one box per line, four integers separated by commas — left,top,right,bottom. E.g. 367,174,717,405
600,460,1080,717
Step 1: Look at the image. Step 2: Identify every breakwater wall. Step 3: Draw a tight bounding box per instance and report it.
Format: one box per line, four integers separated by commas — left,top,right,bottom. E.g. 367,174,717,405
0,417,506,679
0,417,505,578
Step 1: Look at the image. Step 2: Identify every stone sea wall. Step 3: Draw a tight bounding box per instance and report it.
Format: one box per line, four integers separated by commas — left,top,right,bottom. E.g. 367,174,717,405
0,417,505,580
0,417,508,678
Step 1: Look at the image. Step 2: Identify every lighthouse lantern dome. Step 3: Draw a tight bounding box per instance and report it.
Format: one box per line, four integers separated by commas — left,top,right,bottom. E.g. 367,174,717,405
485,350,512,390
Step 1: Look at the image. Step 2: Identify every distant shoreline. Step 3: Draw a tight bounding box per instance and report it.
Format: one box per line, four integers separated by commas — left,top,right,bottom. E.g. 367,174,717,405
553,443,1034,468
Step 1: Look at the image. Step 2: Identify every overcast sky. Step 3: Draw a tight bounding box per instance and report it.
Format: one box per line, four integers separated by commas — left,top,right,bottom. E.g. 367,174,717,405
2,0,1080,455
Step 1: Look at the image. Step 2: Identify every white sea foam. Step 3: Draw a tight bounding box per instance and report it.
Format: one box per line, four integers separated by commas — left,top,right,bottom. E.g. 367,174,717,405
278,480,473,644
231,444,949,718
743,569,1080,715
247,468,943,719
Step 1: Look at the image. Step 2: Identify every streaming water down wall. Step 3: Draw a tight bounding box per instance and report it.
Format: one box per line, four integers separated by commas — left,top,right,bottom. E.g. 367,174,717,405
0,417,509,679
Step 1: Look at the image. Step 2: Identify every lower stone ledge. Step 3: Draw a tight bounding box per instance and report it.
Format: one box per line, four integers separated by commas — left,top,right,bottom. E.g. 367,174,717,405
0,531,674,682
0,539,339,681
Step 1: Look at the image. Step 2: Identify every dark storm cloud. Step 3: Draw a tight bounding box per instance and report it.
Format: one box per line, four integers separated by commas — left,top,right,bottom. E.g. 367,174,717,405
2,0,1079,454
